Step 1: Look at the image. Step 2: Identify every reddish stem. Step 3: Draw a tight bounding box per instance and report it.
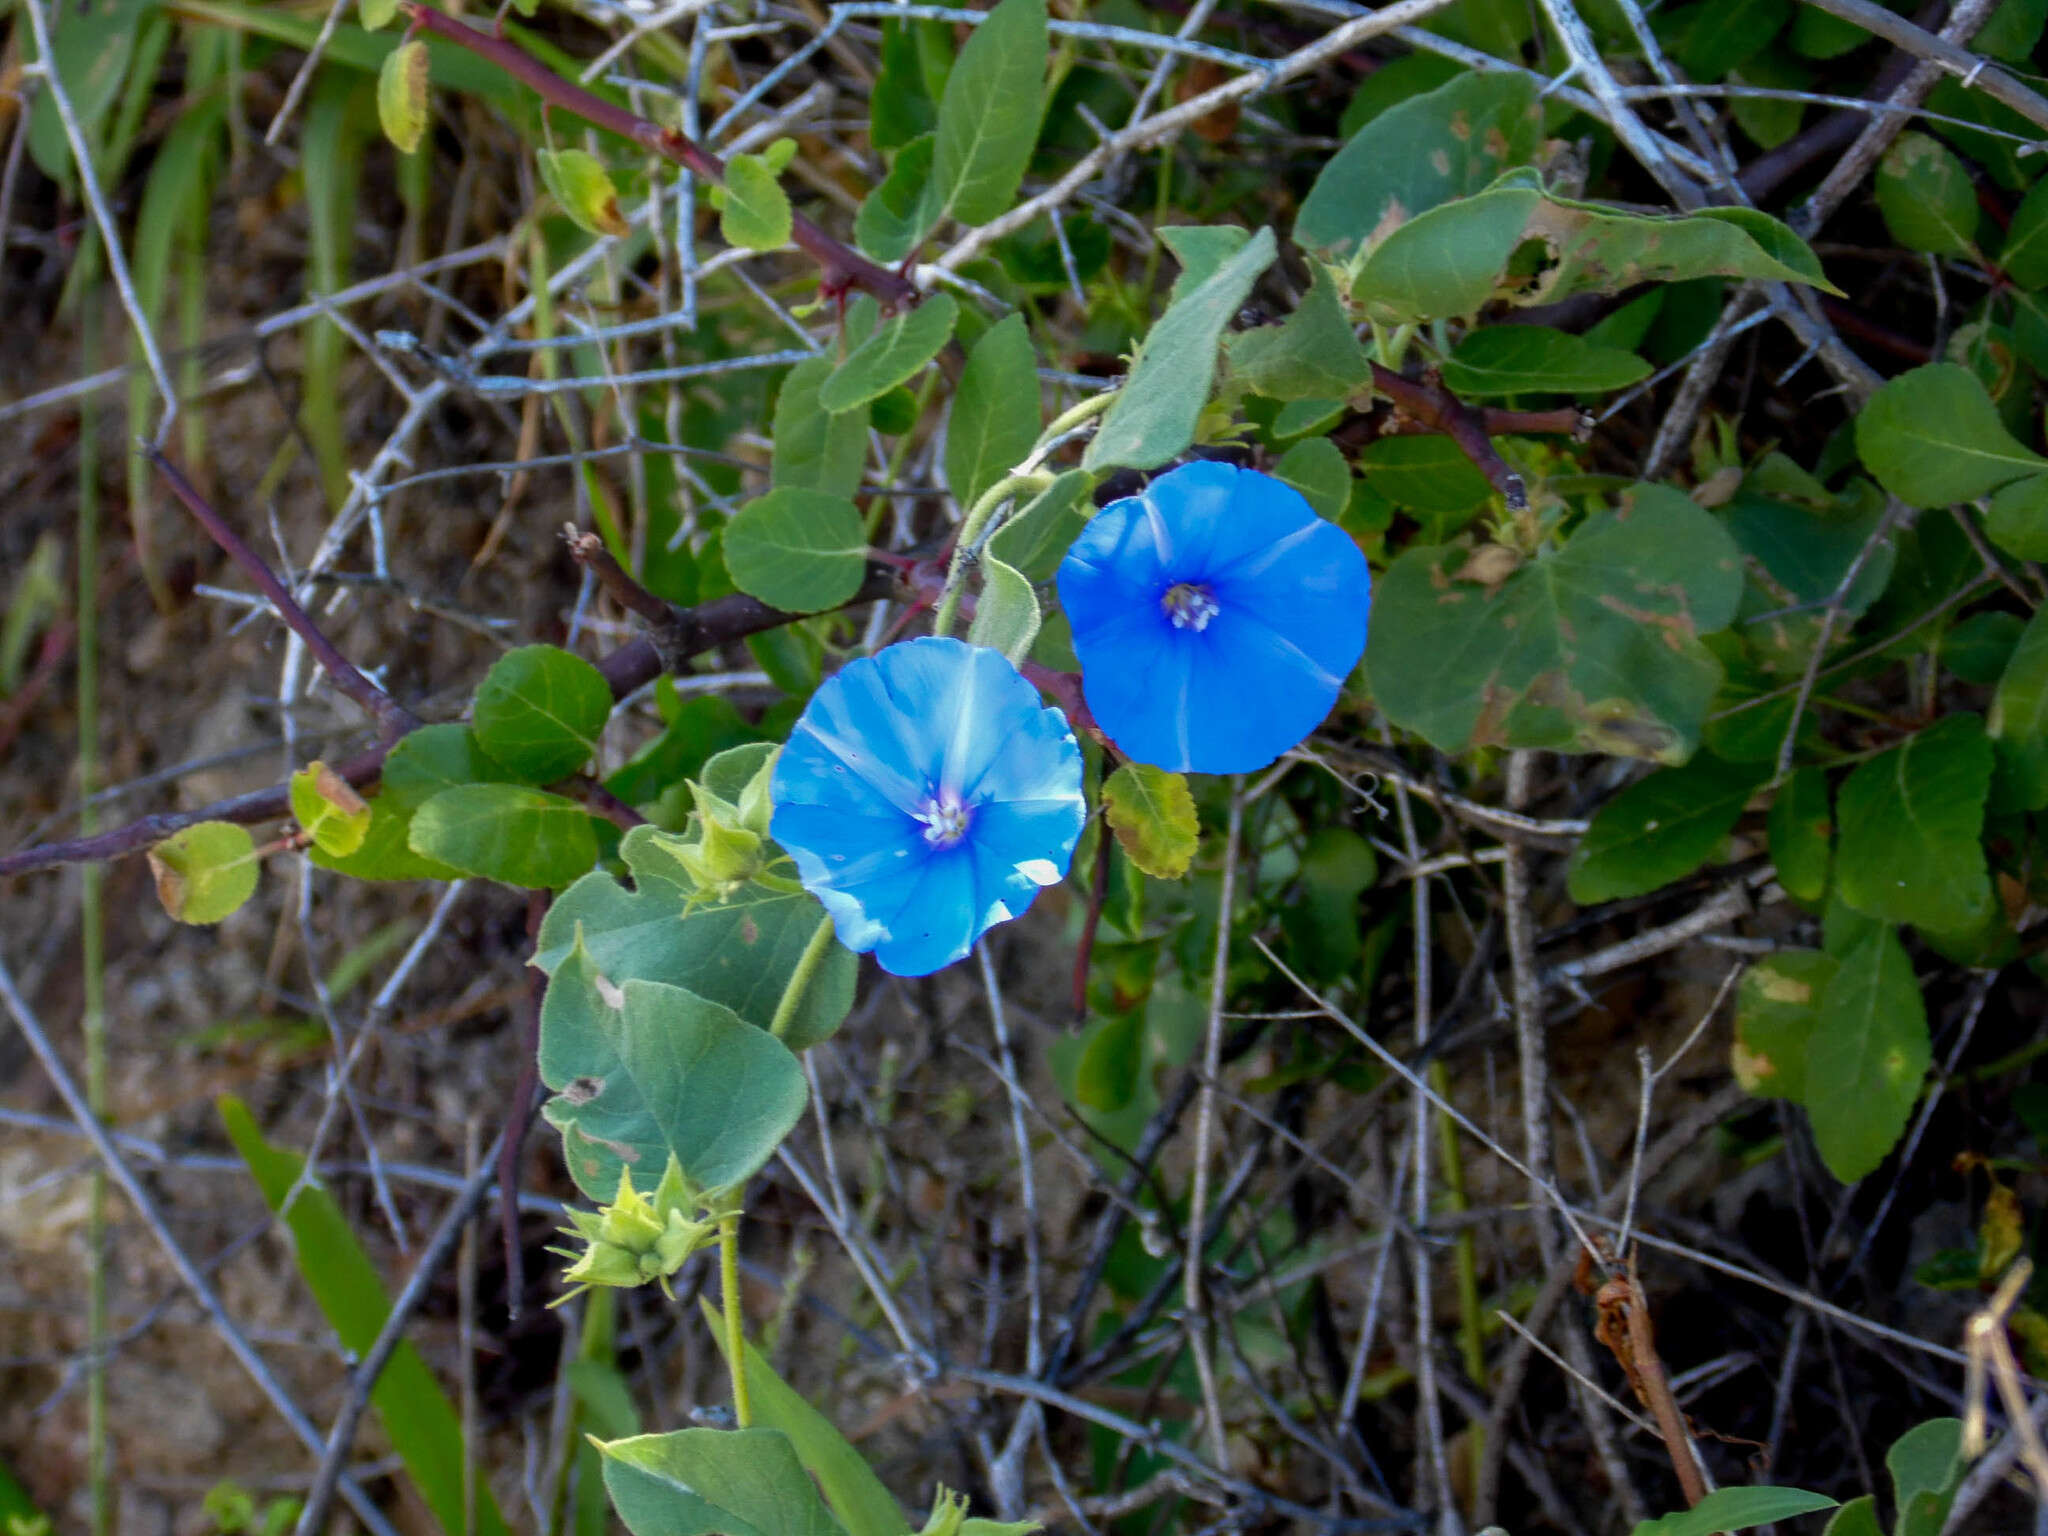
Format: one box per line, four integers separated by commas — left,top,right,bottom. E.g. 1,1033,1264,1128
402,4,918,309
1369,365,1533,512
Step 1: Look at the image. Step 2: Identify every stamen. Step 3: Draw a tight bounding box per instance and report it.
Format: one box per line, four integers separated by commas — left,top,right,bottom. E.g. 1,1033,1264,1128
1161,581,1220,632
915,793,972,848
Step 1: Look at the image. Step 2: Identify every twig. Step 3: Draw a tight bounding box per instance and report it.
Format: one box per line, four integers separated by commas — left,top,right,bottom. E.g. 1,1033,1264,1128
1792,0,2048,134
1773,498,1908,780
1186,778,1243,1471
147,449,420,741
0,953,404,1536
401,4,918,307
1370,366,1531,513
292,1130,507,1536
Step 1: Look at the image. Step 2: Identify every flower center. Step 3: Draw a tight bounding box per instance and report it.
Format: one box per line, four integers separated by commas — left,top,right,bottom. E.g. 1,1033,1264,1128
1161,581,1220,632
915,792,972,848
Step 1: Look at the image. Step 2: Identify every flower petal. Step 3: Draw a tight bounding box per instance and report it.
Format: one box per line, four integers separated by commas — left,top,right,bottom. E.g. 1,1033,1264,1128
871,846,982,976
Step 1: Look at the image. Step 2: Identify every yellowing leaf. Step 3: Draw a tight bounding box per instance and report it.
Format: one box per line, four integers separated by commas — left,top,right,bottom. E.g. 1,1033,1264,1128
376,38,429,154
538,147,630,239
359,0,399,25
148,821,260,925
1101,762,1198,879
290,760,373,857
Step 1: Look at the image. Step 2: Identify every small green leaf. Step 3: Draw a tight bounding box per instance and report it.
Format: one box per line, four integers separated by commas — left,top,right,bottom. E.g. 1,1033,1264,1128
965,556,1040,664
722,487,868,613
309,796,463,882
931,0,1048,226
855,134,941,264
1369,485,1745,762
1808,924,1930,1183
1767,765,1832,904
1997,175,2048,289
1440,325,1652,398
1568,755,1765,904
1732,949,1834,1101
1629,1485,1836,1536
1875,133,1980,257
720,150,793,251
472,644,613,783
1296,71,1542,260
1990,602,2048,809
989,469,1093,582
1160,224,1253,300
947,313,1039,510
1985,471,2048,559
360,0,399,25
1075,1009,1145,1112
1857,363,2046,506
289,761,372,857
1820,1496,1882,1536
538,147,630,238
1888,1417,1966,1536
1101,762,1199,879
376,38,429,154
148,821,260,925
820,294,958,412
1272,437,1351,522
1226,262,1375,401
1084,227,1278,472
773,357,869,499
408,783,601,889
1834,713,1994,930
601,1428,848,1536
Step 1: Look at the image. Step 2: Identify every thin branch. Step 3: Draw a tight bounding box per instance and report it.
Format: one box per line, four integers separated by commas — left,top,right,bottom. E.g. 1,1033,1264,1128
1792,0,2048,134
1369,366,1535,512
401,3,918,308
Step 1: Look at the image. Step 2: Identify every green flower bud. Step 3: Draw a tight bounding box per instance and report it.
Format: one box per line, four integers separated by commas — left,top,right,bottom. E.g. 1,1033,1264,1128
550,1155,721,1304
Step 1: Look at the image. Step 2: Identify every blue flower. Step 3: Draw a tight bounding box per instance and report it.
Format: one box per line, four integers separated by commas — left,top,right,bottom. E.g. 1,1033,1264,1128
1056,461,1370,774
770,636,1087,977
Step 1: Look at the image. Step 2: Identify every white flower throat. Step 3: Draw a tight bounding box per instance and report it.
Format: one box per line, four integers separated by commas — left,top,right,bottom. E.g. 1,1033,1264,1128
1162,581,1220,632
915,791,972,848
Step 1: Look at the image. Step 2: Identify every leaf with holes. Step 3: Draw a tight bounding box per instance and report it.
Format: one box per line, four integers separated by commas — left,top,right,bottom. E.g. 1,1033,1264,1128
1369,485,1745,762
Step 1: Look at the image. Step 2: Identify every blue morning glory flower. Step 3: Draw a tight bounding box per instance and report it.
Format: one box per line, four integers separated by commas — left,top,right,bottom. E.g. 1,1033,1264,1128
770,636,1087,977
1056,461,1371,774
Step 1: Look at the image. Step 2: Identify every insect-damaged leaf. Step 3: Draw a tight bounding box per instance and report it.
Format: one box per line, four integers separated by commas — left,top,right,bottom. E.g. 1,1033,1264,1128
1368,485,1744,762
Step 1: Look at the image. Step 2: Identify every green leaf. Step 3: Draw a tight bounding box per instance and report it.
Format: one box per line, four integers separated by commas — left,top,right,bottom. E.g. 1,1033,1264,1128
722,487,869,613
1857,363,2047,505
376,37,429,154
1075,1008,1145,1111
697,1307,912,1536
1834,713,1993,930
537,829,855,1050
1733,949,1835,1101
965,556,1040,664
309,796,462,882
1767,765,1832,904
148,821,260,925
856,134,941,264
1272,437,1351,522
1820,1496,1882,1536
1567,755,1765,904
472,643,613,783
1997,175,2048,288
1226,262,1375,401
408,783,601,889
720,149,794,251
1440,325,1652,398
1101,763,1199,879
538,147,630,238
1721,491,1895,615
360,0,398,24
1992,605,2048,809
602,1428,847,1536
26,0,148,185
872,20,939,151
1357,435,1494,524
1296,71,1542,260
773,357,870,499
1808,924,1930,1183
820,294,958,412
1160,224,1253,300
988,469,1093,582
218,1096,511,1536
386,723,519,804
1353,185,1541,322
1979,0,2048,60
1369,485,1745,762
1083,227,1278,472
1875,133,1980,257
289,761,373,857
1985,471,2048,559
948,314,1040,509
540,946,808,1198
1629,1485,1836,1536
1888,1418,1966,1536
931,0,1047,226
1658,0,1789,79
